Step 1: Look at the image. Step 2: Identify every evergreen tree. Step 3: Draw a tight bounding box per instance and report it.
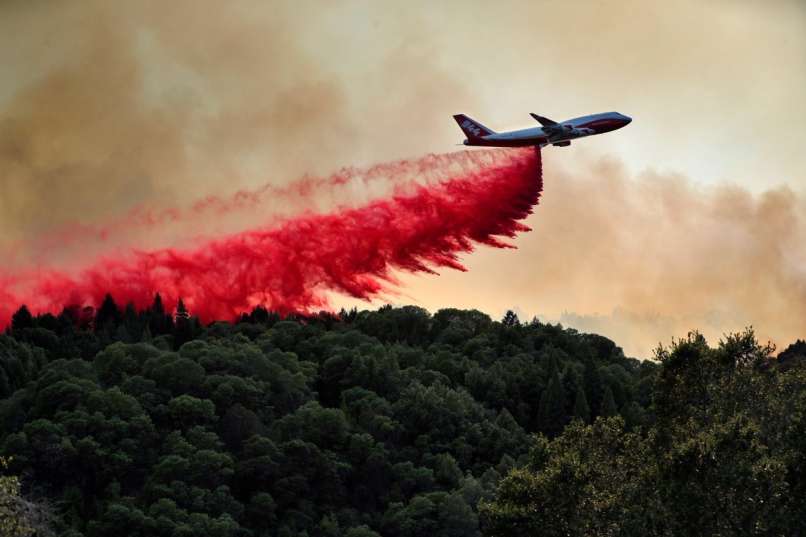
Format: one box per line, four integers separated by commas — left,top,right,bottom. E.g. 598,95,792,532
434,454,463,489
95,293,121,332
249,305,270,324
122,302,142,341
573,385,591,423
10,306,33,332
148,293,173,335
583,360,604,418
175,298,189,320
439,493,480,537
0,457,53,536
57,307,78,332
501,310,520,327
173,299,198,350
78,305,95,331
600,385,618,417
537,357,567,436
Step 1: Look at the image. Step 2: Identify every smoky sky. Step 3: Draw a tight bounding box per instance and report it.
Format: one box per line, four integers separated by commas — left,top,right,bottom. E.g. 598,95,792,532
389,150,806,357
2,0,804,357
0,1,472,244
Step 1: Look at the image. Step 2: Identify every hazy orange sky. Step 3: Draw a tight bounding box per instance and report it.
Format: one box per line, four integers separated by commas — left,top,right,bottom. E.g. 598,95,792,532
1,0,805,356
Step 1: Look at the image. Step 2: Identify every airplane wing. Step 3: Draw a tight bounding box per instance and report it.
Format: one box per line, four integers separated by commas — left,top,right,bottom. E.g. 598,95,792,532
530,113,573,139
530,113,557,127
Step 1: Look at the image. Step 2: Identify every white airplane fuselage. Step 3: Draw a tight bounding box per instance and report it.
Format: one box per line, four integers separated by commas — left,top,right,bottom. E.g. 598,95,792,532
454,111,632,148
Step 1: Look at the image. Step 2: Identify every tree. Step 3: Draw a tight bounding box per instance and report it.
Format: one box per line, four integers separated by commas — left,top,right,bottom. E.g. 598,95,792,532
0,457,53,536
501,311,520,328
777,339,806,370
168,395,216,426
175,299,189,320
572,385,591,424
148,293,173,335
121,302,142,342
480,418,654,537
599,385,618,418
220,404,264,451
582,361,603,419
434,454,463,489
10,306,34,332
173,299,199,350
95,293,122,332
483,330,804,537
537,358,567,436
439,493,480,537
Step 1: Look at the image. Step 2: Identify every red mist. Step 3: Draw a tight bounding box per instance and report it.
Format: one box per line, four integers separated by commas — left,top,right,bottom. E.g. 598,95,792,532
0,148,542,326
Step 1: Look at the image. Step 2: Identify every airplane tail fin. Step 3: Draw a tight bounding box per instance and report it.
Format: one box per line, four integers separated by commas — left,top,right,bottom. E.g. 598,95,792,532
453,114,495,141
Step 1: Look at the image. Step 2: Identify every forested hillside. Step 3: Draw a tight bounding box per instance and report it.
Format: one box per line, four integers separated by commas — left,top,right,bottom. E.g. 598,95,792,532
0,296,803,536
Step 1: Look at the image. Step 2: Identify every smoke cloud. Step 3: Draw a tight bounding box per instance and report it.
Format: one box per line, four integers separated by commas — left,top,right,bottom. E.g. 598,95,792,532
0,1,470,253
392,151,806,356
546,155,806,353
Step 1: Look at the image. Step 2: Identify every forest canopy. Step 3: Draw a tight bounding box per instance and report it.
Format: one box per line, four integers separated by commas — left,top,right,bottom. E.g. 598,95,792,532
0,297,803,536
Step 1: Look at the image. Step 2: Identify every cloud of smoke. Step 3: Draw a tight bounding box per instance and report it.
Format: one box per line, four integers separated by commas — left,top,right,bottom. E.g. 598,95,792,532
0,149,541,327
538,154,806,354
392,151,806,356
0,1,471,257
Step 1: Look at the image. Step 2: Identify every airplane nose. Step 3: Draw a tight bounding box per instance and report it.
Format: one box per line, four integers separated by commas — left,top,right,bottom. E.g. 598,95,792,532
622,114,632,124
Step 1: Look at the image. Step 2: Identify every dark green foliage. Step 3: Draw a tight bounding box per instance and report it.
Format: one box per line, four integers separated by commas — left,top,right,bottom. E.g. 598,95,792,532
0,303,668,536
777,339,806,370
10,305,34,332
599,385,618,417
147,293,174,336
572,384,590,423
95,294,122,333
536,358,567,437
500,311,519,328
481,329,806,536
582,360,603,418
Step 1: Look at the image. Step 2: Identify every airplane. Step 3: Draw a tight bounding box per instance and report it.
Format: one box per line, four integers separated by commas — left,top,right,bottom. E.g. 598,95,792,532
453,111,631,148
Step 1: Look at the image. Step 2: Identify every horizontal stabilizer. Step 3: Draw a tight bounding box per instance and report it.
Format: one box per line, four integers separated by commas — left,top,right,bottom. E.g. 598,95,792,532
530,113,558,127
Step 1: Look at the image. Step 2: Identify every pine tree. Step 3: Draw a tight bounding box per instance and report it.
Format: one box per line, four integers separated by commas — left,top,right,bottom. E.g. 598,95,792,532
122,302,142,341
175,298,189,320
10,306,33,332
601,385,619,417
537,357,568,436
95,293,121,332
501,310,520,327
573,385,591,423
250,305,269,324
172,298,195,350
148,293,173,335
583,360,604,419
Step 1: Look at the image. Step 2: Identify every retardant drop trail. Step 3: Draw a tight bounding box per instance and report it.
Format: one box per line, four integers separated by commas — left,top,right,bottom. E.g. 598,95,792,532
0,148,542,326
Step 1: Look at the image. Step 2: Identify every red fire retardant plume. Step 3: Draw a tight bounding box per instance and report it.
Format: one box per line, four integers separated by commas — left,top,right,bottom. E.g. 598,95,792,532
1,148,542,326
